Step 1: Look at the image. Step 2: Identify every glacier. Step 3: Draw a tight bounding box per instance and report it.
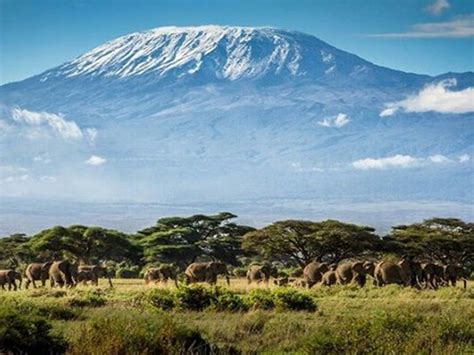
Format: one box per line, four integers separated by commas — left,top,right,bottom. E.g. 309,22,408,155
0,25,472,234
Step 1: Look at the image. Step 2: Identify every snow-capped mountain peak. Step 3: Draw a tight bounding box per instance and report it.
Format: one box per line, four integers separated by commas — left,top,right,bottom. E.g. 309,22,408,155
49,25,368,82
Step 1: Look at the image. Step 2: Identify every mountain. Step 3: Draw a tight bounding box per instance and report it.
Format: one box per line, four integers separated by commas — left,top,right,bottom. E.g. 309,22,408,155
0,25,472,234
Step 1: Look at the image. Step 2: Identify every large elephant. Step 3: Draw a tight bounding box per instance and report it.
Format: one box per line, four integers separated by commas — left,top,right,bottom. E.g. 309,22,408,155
374,260,411,287
0,269,19,290
421,263,445,289
25,262,52,289
363,261,376,278
184,261,230,285
144,265,178,287
443,264,467,289
49,260,77,288
336,261,367,287
246,263,277,285
303,261,329,288
321,270,337,286
77,264,113,287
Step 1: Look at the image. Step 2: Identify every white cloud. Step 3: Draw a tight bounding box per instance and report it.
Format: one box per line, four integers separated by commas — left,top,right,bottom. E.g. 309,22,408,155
318,113,350,128
85,155,107,166
426,0,450,15
380,79,474,116
369,15,473,38
0,165,28,175
11,107,83,139
429,154,451,163
459,154,470,163
353,155,420,170
291,162,324,172
353,153,468,170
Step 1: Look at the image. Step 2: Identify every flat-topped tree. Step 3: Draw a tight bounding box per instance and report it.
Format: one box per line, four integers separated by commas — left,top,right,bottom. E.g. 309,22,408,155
136,212,255,267
385,218,474,265
243,220,381,267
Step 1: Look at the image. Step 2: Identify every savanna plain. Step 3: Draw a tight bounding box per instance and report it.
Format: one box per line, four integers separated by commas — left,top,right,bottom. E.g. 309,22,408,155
1,278,473,354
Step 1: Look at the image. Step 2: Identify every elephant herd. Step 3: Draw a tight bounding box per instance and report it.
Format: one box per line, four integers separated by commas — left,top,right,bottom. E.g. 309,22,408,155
302,259,467,289
0,258,467,291
144,259,468,290
144,261,230,286
0,260,112,291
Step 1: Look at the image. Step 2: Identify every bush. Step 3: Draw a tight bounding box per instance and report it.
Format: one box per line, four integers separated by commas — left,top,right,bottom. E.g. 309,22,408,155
273,288,316,312
175,285,215,311
65,309,210,354
0,304,66,354
246,289,275,310
68,290,107,308
212,288,249,312
146,289,175,310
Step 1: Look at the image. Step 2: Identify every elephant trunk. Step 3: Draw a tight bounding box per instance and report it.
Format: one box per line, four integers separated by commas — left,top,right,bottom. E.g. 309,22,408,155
225,274,230,286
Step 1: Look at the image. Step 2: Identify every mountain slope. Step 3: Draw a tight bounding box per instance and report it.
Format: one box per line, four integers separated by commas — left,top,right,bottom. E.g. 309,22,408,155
0,25,472,230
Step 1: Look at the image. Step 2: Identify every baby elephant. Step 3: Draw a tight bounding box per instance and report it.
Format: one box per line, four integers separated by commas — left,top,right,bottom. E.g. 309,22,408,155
273,277,291,286
0,269,19,291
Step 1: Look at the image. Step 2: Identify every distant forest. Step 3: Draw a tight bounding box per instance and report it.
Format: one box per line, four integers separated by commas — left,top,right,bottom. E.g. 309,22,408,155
1,213,472,277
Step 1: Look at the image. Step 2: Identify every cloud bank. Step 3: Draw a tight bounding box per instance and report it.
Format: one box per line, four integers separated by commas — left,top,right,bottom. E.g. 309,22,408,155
380,79,474,116
352,153,470,170
369,15,474,38
11,107,83,139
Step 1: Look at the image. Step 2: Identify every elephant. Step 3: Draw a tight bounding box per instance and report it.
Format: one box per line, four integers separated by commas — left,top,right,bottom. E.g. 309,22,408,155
303,261,329,288
184,261,230,285
363,261,376,278
77,264,113,287
0,269,18,291
443,264,467,289
321,270,337,286
76,270,94,285
144,265,178,287
49,260,77,288
25,262,52,289
336,261,367,287
246,263,277,285
374,260,412,287
421,263,446,289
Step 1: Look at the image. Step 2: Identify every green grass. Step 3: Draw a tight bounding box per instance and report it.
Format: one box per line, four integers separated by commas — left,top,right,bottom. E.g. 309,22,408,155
1,279,473,354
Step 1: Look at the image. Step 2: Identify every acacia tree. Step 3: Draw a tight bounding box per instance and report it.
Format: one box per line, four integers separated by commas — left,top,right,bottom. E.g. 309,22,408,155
27,225,140,263
136,212,254,267
242,219,381,267
0,233,33,267
384,218,474,265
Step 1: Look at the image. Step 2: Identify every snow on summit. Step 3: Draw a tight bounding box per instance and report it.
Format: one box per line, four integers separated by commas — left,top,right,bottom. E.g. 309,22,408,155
52,25,366,81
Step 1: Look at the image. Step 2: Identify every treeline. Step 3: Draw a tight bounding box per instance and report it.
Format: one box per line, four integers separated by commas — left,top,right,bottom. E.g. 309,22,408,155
0,213,472,276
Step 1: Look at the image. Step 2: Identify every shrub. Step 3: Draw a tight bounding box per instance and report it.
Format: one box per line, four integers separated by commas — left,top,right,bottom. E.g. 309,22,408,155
146,288,175,310
68,290,107,308
0,304,66,354
212,288,249,312
246,289,275,310
175,285,215,311
273,288,316,312
65,309,210,354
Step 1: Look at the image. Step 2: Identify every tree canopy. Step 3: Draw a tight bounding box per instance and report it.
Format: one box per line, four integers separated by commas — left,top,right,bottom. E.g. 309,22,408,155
135,212,255,267
384,218,474,265
242,219,381,267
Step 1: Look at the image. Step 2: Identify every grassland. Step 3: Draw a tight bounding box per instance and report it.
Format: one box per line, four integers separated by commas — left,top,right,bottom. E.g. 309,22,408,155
1,278,473,354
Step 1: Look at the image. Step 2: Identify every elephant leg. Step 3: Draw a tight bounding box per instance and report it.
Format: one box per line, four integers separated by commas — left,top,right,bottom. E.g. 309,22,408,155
307,280,315,289
1,284,5,291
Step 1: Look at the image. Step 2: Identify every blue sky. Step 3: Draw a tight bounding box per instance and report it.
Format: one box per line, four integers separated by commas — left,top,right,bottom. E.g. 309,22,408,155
0,0,473,84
